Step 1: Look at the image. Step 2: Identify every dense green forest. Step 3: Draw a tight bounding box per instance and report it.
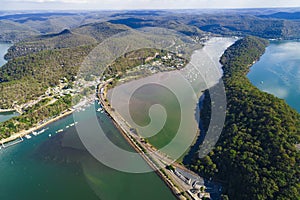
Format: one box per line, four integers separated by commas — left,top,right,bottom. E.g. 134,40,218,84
0,45,93,108
4,22,130,60
189,36,300,199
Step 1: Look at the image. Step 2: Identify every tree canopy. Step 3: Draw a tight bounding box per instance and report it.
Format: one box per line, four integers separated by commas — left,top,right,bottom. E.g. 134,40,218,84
189,36,300,200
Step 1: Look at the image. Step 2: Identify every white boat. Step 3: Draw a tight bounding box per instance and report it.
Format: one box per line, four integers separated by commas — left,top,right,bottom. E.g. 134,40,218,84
32,131,38,136
48,134,52,137
25,135,32,139
101,111,104,114
66,125,70,128
70,123,75,127
56,129,63,133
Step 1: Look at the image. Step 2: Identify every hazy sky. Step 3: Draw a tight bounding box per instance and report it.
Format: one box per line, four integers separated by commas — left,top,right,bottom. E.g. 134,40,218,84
1,0,300,10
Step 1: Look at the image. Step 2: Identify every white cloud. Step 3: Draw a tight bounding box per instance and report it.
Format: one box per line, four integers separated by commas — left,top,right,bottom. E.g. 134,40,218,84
2,0,300,10
9,0,91,3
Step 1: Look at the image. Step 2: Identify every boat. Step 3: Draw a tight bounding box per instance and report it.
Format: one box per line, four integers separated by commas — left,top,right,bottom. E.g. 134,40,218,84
56,129,63,133
32,131,38,136
38,129,45,135
70,123,75,127
25,135,32,139
48,134,52,137
37,127,49,135
66,125,70,128
260,81,264,84
101,111,104,114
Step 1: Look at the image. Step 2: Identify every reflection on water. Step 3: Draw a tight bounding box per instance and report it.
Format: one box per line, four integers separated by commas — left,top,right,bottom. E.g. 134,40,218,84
248,41,300,112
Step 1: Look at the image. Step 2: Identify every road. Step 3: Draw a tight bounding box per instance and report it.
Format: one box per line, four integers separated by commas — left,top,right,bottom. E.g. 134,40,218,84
98,81,207,200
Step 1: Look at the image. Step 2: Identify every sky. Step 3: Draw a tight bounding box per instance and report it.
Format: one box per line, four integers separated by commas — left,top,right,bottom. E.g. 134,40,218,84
1,0,300,10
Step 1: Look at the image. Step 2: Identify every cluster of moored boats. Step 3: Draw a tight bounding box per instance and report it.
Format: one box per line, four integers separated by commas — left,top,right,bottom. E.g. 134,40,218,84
1,99,105,150
0,121,80,149
55,121,78,134
31,127,49,137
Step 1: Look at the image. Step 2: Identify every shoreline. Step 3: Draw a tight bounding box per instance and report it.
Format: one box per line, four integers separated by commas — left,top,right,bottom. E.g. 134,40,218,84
0,109,16,113
0,109,74,146
98,81,190,200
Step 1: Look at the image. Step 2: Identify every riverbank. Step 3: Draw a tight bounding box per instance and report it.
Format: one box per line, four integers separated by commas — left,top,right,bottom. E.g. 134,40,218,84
98,77,215,200
97,81,187,200
0,109,74,146
191,36,300,199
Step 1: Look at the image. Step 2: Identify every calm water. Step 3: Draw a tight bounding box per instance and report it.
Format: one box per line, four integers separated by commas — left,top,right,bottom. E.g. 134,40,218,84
0,111,19,123
0,103,176,200
248,41,300,112
108,37,236,160
0,43,10,67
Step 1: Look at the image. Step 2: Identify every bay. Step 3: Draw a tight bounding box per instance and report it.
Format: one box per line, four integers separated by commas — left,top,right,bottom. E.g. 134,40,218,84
248,40,300,112
0,103,176,200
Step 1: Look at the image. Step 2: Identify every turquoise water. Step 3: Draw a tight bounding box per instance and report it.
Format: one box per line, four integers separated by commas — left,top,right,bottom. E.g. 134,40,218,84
0,104,176,200
0,111,19,123
248,41,300,112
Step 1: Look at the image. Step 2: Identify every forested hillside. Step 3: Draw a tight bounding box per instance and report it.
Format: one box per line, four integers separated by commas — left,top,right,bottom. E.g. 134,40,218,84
189,36,300,200
4,22,130,60
0,45,93,108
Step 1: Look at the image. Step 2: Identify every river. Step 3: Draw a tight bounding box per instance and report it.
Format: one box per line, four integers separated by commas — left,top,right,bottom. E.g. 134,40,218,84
248,40,300,113
0,103,177,200
108,37,236,160
3,38,296,200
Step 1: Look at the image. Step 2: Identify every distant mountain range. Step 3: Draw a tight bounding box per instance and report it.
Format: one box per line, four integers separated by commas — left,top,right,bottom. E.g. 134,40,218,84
4,21,130,60
259,11,300,20
1,10,300,44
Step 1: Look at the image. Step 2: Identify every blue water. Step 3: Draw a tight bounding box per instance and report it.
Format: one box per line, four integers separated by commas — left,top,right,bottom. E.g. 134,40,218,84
248,40,300,112
0,103,176,200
